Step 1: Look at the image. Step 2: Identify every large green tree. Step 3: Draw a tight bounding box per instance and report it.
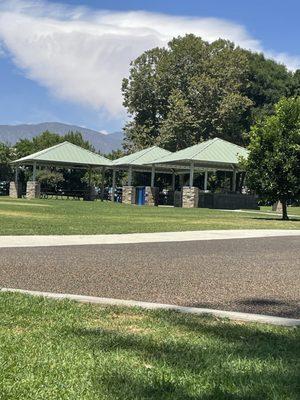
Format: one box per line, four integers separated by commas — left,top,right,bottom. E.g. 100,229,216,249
122,35,252,150
244,97,300,220
242,51,295,130
122,34,299,150
158,89,197,151
122,47,167,150
290,69,300,97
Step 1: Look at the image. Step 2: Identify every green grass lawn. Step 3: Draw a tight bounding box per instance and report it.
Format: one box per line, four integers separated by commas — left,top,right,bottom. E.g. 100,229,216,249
0,293,299,400
260,205,300,216
0,197,299,235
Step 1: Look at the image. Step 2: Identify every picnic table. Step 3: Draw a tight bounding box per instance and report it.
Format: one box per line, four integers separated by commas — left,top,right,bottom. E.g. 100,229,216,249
40,189,89,200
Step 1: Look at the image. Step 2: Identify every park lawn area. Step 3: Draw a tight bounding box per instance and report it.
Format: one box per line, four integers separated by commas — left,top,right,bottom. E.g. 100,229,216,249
0,292,299,400
0,197,299,235
260,205,300,216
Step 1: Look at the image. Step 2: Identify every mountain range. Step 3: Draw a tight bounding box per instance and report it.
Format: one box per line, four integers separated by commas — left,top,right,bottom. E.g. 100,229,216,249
0,122,123,154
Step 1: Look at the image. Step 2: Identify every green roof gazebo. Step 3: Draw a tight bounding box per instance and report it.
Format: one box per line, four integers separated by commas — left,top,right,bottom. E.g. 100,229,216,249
146,138,251,208
11,141,113,199
148,138,248,189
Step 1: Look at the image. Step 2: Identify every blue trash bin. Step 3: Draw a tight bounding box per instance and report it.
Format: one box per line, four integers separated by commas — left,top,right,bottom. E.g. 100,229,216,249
136,187,145,205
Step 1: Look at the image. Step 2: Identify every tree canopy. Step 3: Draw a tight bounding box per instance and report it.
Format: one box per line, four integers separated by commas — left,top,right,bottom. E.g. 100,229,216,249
242,51,295,128
14,130,95,159
122,34,300,151
244,97,300,220
0,142,13,181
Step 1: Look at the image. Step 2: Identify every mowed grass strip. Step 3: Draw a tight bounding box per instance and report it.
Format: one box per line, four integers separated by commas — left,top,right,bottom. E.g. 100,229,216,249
0,197,299,235
260,206,300,216
0,292,299,400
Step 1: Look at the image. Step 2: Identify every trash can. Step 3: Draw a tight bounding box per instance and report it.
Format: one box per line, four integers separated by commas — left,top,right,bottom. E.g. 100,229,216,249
136,186,145,205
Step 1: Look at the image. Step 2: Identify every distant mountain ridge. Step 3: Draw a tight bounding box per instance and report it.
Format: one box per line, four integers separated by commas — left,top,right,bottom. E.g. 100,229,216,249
0,122,123,154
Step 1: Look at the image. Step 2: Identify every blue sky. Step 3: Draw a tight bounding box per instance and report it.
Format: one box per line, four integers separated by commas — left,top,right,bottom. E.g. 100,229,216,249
0,0,299,133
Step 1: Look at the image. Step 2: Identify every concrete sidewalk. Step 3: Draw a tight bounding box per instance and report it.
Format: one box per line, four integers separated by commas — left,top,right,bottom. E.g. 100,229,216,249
1,229,300,248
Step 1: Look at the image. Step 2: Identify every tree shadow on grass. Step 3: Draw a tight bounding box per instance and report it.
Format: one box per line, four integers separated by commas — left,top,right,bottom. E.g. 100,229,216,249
250,217,300,222
73,310,300,400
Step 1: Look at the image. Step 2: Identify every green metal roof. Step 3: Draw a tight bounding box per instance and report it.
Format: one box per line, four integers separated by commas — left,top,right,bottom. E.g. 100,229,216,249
113,146,172,166
149,138,248,167
12,141,112,167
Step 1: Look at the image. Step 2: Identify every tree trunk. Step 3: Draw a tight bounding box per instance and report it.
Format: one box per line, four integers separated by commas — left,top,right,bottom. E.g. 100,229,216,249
281,199,289,220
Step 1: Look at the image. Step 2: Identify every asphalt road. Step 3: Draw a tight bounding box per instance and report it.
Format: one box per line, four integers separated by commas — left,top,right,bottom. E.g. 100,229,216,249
1,236,299,318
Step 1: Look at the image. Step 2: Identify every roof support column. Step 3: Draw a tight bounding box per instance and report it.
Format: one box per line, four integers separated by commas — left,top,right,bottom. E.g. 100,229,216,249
128,165,133,186
172,172,176,191
15,165,19,183
240,172,246,193
204,170,208,191
232,169,237,192
189,162,194,187
179,174,184,188
88,167,92,186
32,162,37,181
101,167,105,201
112,168,116,202
151,165,155,187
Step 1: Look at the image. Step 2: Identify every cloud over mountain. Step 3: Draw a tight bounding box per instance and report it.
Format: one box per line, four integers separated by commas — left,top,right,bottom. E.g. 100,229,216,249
0,0,299,117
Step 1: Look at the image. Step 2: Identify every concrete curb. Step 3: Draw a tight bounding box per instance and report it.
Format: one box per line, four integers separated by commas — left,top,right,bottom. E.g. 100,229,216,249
1,229,300,248
2,288,300,327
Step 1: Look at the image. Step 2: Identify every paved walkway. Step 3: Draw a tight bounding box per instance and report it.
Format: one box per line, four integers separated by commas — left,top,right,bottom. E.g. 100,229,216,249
2,229,300,248
1,236,299,318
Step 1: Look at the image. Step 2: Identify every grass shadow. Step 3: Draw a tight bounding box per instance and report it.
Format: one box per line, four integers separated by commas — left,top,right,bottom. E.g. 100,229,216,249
73,310,300,399
250,217,300,222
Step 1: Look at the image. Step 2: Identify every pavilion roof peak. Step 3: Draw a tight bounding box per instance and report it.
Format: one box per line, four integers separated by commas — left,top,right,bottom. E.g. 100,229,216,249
12,141,113,167
148,137,248,167
113,145,172,166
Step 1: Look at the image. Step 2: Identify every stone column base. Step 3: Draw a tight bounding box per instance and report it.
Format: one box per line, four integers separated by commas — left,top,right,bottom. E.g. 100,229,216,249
145,186,159,206
26,181,41,199
182,186,199,208
9,181,21,198
122,186,136,205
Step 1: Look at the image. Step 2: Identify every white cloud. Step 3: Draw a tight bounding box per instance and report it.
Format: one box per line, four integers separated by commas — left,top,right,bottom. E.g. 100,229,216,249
0,0,299,117
0,42,6,58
